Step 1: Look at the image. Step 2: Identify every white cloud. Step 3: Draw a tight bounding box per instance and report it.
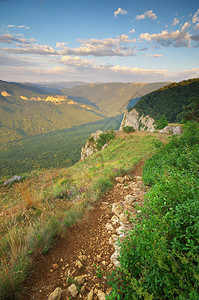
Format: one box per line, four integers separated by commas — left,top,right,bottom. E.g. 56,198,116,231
3,43,57,55
136,10,157,21
56,42,66,48
62,56,94,67
172,17,179,26
129,29,135,34
140,28,191,47
7,24,30,29
181,22,191,31
114,8,128,18
0,34,30,44
1,63,198,83
143,54,163,58
192,9,199,23
2,34,137,57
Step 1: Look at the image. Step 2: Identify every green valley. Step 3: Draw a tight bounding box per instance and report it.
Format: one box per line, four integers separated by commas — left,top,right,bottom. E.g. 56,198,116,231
62,81,169,116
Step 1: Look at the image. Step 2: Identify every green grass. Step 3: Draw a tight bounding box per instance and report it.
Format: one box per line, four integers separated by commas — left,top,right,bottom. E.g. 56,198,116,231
0,131,168,298
108,122,199,300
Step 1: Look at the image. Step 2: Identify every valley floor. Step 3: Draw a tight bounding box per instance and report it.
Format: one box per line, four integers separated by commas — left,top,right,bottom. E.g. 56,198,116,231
20,160,146,300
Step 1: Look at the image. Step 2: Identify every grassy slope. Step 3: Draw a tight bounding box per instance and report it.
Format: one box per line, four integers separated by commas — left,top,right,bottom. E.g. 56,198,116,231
133,78,199,122
63,82,169,116
0,131,169,298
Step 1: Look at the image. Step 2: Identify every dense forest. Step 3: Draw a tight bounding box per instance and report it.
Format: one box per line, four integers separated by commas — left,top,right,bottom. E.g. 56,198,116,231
131,78,199,122
0,116,122,179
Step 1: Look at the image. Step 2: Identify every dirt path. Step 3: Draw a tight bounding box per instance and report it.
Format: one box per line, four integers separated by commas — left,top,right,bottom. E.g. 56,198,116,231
20,159,146,300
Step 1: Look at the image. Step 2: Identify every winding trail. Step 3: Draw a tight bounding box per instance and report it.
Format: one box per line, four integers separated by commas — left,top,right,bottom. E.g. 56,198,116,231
20,159,146,300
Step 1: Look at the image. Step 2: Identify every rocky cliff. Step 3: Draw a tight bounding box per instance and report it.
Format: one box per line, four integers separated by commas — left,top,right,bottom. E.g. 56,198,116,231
119,109,156,132
119,109,183,135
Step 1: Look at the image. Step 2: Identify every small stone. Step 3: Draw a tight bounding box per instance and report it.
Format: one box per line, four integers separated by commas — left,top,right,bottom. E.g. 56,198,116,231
4,175,22,186
47,287,62,300
52,263,59,270
116,225,125,237
78,254,87,262
124,195,135,204
119,213,128,223
105,223,114,231
75,259,83,269
110,215,118,224
97,289,106,300
115,177,125,184
60,258,64,262
124,175,131,182
68,284,78,297
74,274,87,285
112,203,122,217
65,269,71,277
87,287,94,300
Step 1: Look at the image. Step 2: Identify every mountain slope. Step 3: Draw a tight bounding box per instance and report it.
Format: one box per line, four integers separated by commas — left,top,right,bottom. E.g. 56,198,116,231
132,78,199,122
0,80,105,143
63,82,170,116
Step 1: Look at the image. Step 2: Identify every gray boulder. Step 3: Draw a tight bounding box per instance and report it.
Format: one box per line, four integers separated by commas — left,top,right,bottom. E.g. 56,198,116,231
4,175,22,186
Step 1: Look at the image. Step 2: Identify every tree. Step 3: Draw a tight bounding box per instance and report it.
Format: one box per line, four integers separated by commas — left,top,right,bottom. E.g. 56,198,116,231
180,97,199,123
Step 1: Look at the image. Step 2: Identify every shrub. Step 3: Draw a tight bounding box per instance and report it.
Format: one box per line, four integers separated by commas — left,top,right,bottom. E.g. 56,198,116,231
96,130,115,150
122,126,135,133
155,115,168,129
108,122,199,299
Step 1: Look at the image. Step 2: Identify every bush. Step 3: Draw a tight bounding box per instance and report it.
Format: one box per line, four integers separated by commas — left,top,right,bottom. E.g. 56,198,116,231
108,122,199,299
96,130,115,150
122,126,135,133
155,115,168,129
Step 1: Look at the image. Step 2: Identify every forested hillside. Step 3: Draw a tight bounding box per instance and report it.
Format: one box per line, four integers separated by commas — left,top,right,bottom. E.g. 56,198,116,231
0,80,105,144
63,81,169,116
132,78,199,122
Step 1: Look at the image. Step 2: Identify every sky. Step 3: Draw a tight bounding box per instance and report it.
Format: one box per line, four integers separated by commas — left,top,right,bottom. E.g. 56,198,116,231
0,0,198,83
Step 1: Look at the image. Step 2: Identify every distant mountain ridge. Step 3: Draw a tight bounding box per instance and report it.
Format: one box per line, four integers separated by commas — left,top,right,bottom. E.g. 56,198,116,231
0,80,169,144
0,80,105,144
62,81,170,116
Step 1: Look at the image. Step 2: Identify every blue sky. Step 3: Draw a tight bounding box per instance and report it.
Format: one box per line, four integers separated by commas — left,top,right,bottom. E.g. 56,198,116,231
0,0,198,82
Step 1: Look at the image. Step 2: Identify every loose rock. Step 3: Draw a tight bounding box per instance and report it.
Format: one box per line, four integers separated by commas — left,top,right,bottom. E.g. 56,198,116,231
4,175,22,186
68,284,78,297
47,287,62,300
87,287,94,300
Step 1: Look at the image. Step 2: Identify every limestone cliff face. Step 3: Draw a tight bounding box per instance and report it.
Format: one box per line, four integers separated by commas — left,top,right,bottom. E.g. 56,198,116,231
119,109,183,135
120,109,156,132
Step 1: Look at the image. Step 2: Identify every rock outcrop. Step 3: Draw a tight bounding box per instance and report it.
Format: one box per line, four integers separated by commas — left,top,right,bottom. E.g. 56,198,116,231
81,130,103,160
4,175,23,186
159,125,183,135
120,109,183,135
120,109,155,132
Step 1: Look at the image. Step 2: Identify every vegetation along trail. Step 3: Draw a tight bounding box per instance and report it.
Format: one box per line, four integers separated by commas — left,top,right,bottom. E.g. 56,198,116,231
20,159,147,299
